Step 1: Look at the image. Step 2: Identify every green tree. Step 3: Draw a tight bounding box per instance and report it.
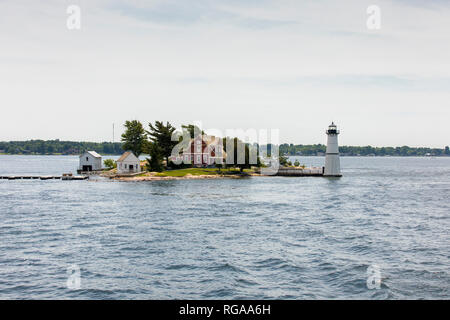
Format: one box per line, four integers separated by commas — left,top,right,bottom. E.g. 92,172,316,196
147,121,177,166
181,124,205,138
223,137,261,172
103,159,116,169
146,142,164,172
279,155,288,166
121,120,147,156
294,159,300,167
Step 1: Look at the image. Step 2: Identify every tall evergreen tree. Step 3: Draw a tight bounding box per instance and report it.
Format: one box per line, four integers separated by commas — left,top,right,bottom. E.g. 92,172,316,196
146,142,164,172
147,121,177,165
181,124,204,138
121,120,147,157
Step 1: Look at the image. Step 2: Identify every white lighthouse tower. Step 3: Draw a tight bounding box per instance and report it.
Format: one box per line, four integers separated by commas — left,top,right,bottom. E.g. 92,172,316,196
324,122,342,177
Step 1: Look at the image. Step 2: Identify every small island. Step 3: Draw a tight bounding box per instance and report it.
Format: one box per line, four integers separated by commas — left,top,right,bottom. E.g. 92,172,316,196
85,121,337,181
85,121,267,181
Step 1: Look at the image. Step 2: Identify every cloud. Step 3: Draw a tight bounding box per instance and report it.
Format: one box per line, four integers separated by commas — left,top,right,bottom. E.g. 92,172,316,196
0,0,449,146
108,0,296,29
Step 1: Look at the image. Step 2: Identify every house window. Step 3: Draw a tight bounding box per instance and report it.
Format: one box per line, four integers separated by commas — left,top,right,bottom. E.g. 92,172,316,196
197,155,201,163
86,157,89,161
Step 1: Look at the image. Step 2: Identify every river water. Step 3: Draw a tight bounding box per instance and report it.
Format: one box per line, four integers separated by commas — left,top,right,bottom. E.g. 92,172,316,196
0,155,449,299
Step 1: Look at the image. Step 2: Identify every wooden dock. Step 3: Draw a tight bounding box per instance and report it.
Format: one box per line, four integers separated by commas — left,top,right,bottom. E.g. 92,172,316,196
0,175,88,181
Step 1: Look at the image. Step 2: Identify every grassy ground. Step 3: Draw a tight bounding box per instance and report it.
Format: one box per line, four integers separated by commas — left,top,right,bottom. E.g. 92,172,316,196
152,168,254,177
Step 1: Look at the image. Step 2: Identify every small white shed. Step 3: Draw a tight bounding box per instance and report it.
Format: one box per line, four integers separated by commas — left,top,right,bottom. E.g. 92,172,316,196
116,151,141,174
79,151,102,172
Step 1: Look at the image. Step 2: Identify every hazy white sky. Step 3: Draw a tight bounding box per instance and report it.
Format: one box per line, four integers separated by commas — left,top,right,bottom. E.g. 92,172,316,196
0,0,449,147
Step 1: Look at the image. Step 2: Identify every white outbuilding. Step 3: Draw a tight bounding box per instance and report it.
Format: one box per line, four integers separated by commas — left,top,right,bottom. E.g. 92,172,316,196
116,151,141,174
79,151,102,172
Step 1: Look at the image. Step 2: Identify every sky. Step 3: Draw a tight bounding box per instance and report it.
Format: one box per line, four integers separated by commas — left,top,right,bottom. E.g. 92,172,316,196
0,0,449,147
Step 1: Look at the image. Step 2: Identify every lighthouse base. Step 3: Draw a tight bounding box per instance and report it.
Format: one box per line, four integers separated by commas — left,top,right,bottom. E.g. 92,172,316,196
324,153,341,176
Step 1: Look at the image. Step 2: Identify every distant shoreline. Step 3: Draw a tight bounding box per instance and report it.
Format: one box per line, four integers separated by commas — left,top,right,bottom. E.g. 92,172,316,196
1,154,449,158
1,140,448,157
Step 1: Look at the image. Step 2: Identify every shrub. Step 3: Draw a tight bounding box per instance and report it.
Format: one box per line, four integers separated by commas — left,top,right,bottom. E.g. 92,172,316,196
103,159,116,169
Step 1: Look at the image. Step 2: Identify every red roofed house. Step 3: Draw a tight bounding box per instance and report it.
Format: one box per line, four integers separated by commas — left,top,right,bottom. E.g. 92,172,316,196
169,135,224,167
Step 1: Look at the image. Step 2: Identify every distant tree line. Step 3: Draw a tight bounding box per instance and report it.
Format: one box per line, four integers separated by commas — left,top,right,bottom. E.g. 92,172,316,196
0,139,448,157
279,144,450,156
0,140,123,155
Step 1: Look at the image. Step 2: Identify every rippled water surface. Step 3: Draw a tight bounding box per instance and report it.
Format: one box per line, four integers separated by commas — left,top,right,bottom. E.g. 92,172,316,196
0,155,449,299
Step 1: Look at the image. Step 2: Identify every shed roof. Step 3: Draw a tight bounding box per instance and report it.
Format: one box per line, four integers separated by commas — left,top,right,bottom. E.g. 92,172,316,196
117,151,139,162
80,151,102,158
